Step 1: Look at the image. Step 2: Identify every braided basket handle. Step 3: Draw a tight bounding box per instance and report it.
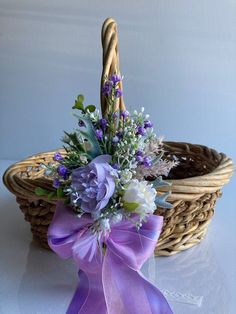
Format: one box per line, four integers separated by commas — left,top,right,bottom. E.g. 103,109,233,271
100,18,126,116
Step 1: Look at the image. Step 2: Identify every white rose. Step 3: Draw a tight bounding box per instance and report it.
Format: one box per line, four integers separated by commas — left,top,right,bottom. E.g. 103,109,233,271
122,180,157,216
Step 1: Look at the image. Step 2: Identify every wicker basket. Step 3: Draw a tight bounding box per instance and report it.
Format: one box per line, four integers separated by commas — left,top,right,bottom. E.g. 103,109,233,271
3,18,234,256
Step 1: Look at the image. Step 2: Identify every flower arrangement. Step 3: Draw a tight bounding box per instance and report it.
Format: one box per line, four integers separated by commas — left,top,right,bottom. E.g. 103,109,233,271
37,75,176,232
37,74,176,314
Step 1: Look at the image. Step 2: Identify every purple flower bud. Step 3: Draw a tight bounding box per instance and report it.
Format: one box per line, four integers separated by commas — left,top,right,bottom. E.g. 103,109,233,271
57,165,68,179
144,120,153,129
112,163,120,170
136,150,144,157
102,81,112,96
136,126,146,136
78,120,86,127
53,178,61,188
110,74,121,85
136,155,143,163
53,152,64,162
95,129,103,140
112,136,119,144
99,118,107,131
121,110,130,119
143,156,152,168
115,88,122,98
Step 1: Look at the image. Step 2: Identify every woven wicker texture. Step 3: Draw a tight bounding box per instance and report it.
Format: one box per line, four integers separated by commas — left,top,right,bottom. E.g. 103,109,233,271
2,18,234,256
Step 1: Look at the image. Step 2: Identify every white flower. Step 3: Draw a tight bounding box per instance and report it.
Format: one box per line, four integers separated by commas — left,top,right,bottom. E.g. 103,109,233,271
120,169,133,183
122,180,157,217
80,155,88,164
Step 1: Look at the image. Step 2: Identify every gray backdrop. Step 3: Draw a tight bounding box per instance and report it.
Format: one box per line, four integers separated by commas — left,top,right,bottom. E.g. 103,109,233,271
0,0,235,162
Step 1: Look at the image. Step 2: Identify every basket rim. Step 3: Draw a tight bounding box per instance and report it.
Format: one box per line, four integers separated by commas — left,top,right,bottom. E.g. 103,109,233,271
3,141,234,202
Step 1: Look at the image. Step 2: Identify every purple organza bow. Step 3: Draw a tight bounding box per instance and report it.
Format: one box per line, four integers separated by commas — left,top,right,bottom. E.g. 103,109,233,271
48,202,173,314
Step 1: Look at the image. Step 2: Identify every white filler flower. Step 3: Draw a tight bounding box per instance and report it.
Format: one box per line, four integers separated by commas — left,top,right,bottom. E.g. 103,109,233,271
123,179,157,217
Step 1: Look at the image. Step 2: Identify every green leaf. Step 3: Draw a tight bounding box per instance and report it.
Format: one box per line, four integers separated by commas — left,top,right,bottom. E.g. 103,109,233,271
79,130,102,158
63,131,86,153
123,202,139,212
35,187,50,197
64,198,71,205
57,187,66,198
74,115,102,158
85,105,96,113
72,95,85,111
73,102,84,111
77,94,84,103
48,191,57,200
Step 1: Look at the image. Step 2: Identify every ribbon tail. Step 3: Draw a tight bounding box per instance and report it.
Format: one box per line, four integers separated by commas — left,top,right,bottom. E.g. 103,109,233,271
67,270,107,314
103,250,173,314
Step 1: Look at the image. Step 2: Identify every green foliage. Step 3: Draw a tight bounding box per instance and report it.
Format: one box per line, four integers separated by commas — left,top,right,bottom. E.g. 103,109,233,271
72,95,85,112
85,104,96,113
123,202,139,212
63,131,86,153
35,187,64,200
48,191,57,200
72,95,95,114
75,115,102,158
57,186,66,198
35,187,51,197
79,129,102,158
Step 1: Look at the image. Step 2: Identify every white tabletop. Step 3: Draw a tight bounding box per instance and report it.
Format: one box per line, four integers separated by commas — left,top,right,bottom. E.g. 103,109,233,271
0,160,235,314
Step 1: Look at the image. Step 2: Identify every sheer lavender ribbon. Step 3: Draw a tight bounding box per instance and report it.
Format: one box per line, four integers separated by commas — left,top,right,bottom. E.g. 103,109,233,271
48,202,173,314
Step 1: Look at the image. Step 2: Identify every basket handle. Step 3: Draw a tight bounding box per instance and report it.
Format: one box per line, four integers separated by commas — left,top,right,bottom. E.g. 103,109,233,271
100,18,126,116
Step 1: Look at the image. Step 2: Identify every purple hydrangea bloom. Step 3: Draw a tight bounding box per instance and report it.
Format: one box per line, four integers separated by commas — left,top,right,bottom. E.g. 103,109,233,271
110,74,121,85
95,129,103,140
53,178,61,188
57,165,68,180
115,88,122,98
143,156,152,168
102,81,112,96
136,126,146,136
71,155,117,213
99,118,107,130
53,152,64,162
144,120,153,128
121,110,130,119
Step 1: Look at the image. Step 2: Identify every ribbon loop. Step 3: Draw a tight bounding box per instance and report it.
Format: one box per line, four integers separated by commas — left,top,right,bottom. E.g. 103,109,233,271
48,202,173,314
106,216,163,271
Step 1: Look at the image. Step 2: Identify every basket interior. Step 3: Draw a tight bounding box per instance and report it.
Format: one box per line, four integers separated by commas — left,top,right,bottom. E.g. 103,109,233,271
163,142,221,180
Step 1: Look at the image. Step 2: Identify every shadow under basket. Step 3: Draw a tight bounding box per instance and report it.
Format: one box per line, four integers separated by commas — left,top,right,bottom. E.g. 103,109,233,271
3,141,234,256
